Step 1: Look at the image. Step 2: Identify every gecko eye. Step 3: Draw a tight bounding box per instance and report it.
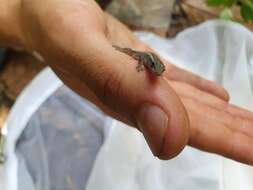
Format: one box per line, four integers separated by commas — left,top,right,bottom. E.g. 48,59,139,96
149,55,157,66
150,53,166,75
150,61,156,68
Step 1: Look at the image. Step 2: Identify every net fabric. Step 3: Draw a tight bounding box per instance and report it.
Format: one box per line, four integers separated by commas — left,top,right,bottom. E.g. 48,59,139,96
4,20,253,190
9,85,110,190
87,20,253,190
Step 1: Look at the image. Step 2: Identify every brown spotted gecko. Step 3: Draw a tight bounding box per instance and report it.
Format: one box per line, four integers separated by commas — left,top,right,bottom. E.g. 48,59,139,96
113,45,165,76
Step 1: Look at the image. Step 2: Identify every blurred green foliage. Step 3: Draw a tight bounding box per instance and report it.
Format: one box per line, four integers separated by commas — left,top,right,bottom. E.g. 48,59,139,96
96,0,252,22
207,0,253,22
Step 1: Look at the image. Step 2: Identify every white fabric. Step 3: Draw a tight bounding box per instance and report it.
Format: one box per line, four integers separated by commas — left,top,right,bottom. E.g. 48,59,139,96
86,20,253,190
4,68,63,190
3,20,253,190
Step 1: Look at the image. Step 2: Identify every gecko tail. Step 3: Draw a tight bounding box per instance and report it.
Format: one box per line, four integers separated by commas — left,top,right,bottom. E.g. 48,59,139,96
112,45,121,51
112,45,135,56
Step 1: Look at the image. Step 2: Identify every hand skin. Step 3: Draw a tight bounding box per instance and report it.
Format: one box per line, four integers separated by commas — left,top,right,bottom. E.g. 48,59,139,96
1,0,253,165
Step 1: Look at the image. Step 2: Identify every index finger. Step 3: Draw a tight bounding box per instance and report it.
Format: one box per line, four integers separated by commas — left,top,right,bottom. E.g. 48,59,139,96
134,43,230,101
164,64,230,101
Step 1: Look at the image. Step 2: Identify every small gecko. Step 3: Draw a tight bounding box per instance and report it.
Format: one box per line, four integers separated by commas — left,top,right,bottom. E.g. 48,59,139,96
113,45,165,76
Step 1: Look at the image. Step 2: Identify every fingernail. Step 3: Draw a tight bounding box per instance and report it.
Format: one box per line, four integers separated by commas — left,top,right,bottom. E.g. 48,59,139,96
136,104,168,156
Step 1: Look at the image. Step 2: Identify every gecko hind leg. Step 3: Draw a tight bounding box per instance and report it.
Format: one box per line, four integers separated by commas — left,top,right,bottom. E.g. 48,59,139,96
136,61,145,72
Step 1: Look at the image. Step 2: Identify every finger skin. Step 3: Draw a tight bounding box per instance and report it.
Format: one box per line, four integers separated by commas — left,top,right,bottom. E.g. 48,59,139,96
189,110,253,165
53,61,190,159
131,43,230,102
165,64,230,102
170,81,253,138
168,80,228,110
168,80,253,126
227,104,253,122
182,97,253,165
50,64,134,126
93,46,190,159
48,38,190,159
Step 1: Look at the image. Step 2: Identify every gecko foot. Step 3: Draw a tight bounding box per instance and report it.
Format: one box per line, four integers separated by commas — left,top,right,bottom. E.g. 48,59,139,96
136,62,145,72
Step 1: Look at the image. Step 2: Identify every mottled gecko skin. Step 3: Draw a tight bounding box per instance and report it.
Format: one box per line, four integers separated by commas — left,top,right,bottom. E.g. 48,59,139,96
113,45,165,76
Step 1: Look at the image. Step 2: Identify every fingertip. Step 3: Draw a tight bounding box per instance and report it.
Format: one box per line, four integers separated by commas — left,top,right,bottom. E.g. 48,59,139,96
206,80,230,102
223,89,230,102
157,100,190,160
157,114,189,160
216,85,230,102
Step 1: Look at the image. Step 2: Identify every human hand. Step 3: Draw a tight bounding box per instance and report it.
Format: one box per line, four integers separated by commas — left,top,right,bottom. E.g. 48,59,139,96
3,0,253,164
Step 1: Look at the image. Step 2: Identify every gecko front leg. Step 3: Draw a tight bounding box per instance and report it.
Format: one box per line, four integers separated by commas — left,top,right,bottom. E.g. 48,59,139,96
132,53,145,72
136,61,145,72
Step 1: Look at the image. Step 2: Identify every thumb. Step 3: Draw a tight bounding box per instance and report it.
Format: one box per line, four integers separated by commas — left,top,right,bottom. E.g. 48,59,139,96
21,0,189,159
42,33,190,159
79,41,190,159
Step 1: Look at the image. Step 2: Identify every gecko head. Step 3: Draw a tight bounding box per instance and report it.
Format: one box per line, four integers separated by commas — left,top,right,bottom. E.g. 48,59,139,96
150,53,166,76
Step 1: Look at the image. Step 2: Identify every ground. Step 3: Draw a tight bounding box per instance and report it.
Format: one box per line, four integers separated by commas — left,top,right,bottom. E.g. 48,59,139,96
0,51,45,127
